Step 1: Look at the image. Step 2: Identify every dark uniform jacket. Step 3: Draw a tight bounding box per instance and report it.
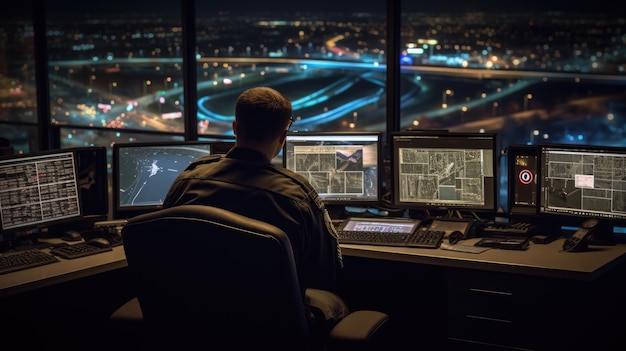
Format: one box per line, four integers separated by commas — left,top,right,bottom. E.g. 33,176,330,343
162,146,344,294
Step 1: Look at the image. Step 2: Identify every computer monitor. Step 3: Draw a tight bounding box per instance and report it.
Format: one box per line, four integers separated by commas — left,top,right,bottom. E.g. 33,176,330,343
282,131,383,215
207,140,235,154
507,144,540,221
0,147,107,250
112,140,214,219
538,143,626,238
391,131,498,217
198,134,235,155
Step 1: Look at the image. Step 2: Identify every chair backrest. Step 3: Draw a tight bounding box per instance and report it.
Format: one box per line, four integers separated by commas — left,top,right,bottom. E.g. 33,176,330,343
121,204,310,349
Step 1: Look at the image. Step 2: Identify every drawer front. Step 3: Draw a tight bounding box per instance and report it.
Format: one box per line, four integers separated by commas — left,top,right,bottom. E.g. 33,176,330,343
447,337,536,351
446,269,538,349
448,312,532,348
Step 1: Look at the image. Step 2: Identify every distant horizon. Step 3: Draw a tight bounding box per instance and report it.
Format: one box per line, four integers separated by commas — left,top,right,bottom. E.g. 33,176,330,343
2,0,618,18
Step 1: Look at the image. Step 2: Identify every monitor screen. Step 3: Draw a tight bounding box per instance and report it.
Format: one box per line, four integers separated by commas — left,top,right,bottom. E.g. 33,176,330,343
507,144,540,219
0,149,87,248
391,131,498,215
112,141,214,219
0,147,108,245
0,150,81,232
283,131,383,207
539,143,626,229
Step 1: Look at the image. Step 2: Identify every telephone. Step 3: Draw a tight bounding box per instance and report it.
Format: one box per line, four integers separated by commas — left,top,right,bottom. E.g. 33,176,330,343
562,218,599,252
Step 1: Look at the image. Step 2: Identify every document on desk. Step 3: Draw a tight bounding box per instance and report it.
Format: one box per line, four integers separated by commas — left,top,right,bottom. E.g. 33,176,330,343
439,242,490,254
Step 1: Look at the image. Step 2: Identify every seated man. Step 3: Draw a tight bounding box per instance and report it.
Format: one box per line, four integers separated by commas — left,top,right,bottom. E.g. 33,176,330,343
162,86,349,334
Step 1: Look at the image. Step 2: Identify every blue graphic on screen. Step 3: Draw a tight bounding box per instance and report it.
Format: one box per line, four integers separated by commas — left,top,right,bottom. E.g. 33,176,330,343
117,143,212,207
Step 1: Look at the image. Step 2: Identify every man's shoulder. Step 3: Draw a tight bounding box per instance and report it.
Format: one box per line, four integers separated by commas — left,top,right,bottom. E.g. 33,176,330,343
270,166,324,209
271,166,313,186
185,154,223,170
195,154,223,163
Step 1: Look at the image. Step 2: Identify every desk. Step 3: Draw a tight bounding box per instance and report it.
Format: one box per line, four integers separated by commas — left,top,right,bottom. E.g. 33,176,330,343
341,237,626,281
2,238,626,350
0,245,127,299
4,237,624,297
340,237,626,350
0,243,131,351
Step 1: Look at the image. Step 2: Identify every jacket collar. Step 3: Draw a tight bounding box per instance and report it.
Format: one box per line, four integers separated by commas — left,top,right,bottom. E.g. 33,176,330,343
225,146,271,164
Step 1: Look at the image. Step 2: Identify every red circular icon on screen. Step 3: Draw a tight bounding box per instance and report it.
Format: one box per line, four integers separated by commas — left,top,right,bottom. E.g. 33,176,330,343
518,169,534,185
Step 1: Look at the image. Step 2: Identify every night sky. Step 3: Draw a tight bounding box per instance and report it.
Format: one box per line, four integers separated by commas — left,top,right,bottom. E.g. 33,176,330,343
3,0,616,18
205,0,615,14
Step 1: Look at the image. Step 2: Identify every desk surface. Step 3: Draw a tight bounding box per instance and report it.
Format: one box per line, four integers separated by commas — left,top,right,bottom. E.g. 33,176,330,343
341,237,626,281
2,237,626,298
0,244,127,298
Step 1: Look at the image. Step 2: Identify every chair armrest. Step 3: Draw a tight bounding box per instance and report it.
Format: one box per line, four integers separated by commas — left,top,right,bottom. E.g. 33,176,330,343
328,310,390,342
110,297,143,321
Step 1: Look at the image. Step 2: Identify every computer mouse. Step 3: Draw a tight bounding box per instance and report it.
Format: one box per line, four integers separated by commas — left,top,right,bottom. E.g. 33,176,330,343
448,231,465,245
61,230,83,242
87,237,111,248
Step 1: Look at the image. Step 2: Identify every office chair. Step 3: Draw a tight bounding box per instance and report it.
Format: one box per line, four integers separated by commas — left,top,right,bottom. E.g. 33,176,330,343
109,205,389,350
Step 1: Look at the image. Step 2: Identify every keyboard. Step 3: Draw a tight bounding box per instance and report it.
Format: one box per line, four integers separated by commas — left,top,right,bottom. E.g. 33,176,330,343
338,228,446,249
337,230,415,246
0,248,60,275
406,229,445,249
50,242,113,259
336,217,423,247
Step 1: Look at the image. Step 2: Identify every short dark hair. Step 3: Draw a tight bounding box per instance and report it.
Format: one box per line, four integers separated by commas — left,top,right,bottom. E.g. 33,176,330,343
235,87,292,142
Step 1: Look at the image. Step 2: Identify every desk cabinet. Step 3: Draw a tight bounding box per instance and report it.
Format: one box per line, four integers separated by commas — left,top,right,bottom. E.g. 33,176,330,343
445,267,626,351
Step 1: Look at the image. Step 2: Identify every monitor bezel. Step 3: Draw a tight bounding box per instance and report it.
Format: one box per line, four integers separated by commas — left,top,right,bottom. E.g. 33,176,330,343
537,143,626,230
282,131,384,208
390,130,499,216
72,146,109,222
0,148,88,245
112,140,216,219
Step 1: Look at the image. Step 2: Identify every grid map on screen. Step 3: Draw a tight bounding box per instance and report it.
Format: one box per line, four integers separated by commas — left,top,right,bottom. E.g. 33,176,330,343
540,144,626,222
392,131,498,213
283,132,382,205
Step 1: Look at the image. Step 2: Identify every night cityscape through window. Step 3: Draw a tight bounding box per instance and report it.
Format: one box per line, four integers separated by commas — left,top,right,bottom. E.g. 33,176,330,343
0,1,623,211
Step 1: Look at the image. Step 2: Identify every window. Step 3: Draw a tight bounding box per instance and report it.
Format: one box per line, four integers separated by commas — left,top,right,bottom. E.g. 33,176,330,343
400,2,625,211
0,2,38,154
194,2,387,137
0,0,623,216
45,0,183,148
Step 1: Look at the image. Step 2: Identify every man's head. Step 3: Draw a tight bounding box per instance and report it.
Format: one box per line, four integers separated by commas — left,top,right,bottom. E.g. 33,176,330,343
232,86,293,160
234,86,293,142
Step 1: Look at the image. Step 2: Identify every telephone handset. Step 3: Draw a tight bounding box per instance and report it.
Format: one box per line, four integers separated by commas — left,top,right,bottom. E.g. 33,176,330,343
562,218,599,252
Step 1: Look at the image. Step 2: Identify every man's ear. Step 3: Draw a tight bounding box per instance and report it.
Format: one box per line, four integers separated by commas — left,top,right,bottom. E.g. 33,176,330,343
232,120,237,135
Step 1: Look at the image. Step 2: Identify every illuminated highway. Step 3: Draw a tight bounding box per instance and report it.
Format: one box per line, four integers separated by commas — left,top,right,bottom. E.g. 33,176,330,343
48,56,626,148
